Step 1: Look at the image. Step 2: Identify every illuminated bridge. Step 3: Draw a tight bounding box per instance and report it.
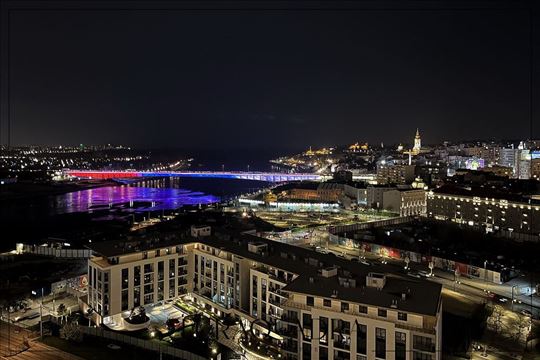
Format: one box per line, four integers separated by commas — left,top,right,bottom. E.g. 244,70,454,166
66,170,322,182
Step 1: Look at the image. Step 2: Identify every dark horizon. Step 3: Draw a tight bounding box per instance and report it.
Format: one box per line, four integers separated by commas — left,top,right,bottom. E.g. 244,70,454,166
1,0,538,149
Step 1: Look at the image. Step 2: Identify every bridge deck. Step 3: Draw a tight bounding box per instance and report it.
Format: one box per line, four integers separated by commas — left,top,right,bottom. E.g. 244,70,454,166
65,170,321,182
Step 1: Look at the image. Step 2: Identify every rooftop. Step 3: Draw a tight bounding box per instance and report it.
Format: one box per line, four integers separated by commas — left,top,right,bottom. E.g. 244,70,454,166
88,229,442,316
432,184,540,204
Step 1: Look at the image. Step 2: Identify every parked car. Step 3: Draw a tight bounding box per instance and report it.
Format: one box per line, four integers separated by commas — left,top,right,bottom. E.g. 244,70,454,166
166,318,184,331
315,247,329,254
521,309,532,317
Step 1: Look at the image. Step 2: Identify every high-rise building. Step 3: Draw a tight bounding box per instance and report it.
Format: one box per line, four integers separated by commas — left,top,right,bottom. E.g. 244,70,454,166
498,147,518,176
377,164,416,185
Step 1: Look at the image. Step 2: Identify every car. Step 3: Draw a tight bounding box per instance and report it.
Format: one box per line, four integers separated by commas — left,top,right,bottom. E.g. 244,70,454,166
497,296,508,303
107,344,121,350
360,260,372,266
418,270,430,277
407,272,421,279
166,318,184,331
521,309,533,317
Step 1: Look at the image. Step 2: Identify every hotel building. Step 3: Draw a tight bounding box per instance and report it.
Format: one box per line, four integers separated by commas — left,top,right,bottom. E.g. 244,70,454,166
86,229,442,360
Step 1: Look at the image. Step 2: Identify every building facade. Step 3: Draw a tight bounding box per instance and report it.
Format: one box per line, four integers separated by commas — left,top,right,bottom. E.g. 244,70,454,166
86,231,443,360
377,165,416,185
383,189,426,216
426,187,540,235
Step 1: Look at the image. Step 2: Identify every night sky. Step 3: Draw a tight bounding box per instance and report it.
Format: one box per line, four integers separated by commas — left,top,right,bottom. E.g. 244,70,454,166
2,1,539,149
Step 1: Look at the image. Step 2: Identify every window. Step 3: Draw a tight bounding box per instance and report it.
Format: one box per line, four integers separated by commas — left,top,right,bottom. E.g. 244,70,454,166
319,316,328,344
158,261,164,281
375,328,386,359
395,332,406,360
252,276,258,297
398,312,407,321
121,268,129,289
413,335,435,352
302,343,311,360
356,323,366,355
134,266,141,286
358,305,368,314
169,259,175,278
319,346,328,360
323,299,332,307
121,289,128,311
341,302,349,312
302,313,313,340
378,308,387,317
169,279,175,298
413,353,433,360
133,287,140,307
306,296,314,306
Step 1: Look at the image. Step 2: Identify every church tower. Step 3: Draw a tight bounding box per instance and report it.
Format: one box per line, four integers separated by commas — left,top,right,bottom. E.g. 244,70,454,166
413,128,421,153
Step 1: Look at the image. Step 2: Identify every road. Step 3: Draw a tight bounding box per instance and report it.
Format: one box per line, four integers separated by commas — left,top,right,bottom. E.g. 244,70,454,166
0,321,81,360
306,239,540,319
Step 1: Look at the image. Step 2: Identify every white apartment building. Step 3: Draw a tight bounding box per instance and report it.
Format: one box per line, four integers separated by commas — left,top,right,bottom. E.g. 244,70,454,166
85,230,442,360
382,189,426,216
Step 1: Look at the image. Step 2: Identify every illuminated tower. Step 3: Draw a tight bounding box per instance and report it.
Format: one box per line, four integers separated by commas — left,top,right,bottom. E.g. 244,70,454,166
413,128,421,153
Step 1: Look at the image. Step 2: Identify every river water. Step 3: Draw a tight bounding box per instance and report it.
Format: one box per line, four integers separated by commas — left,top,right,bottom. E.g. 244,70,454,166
0,177,270,251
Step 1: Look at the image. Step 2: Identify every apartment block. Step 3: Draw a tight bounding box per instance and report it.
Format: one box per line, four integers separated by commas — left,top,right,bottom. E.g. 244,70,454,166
85,230,443,360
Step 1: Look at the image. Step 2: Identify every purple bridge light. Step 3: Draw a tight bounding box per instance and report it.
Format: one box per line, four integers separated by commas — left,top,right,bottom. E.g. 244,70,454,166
66,170,322,182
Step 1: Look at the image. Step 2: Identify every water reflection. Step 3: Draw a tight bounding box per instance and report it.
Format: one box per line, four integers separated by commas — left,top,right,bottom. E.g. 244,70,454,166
51,184,219,215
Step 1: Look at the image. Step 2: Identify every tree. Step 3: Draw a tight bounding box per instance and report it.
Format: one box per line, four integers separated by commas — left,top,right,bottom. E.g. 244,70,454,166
57,303,67,324
512,315,531,342
60,321,83,342
490,305,504,334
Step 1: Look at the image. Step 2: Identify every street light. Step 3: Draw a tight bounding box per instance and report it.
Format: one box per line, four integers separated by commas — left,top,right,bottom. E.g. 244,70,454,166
511,285,518,311
32,288,44,339
484,260,488,290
